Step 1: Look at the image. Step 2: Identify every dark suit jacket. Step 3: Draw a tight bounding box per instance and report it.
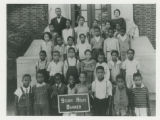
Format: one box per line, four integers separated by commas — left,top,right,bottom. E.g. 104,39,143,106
50,16,67,36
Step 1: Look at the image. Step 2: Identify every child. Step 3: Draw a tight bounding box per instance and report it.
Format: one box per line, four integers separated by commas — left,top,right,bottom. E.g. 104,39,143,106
35,50,49,83
50,73,67,116
113,74,128,116
74,16,89,44
76,33,91,61
32,70,50,115
40,32,54,61
53,36,65,61
108,50,122,84
90,19,99,39
90,26,104,60
48,24,58,45
62,19,75,45
14,74,33,115
114,23,121,38
117,28,131,61
102,21,111,39
94,53,110,80
80,49,96,85
92,66,112,116
122,49,140,88
64,36,77,58
103,28,120,62
131,72,150,116
47,51,64,83
64,47,79,83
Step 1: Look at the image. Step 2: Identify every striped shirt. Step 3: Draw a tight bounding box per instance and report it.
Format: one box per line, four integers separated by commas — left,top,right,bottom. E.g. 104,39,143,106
131,85,149,108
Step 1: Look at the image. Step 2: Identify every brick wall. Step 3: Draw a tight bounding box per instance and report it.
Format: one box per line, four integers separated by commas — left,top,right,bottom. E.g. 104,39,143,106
133,4,156,49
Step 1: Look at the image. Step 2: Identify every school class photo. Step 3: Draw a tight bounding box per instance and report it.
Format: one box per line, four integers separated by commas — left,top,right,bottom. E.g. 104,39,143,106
7,4,156,116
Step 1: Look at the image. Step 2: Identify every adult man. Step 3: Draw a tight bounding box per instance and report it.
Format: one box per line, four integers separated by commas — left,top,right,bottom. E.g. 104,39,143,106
50,8,67,36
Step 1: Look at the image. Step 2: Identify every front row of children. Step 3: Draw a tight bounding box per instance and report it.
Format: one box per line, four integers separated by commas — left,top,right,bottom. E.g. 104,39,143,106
14,66,151,116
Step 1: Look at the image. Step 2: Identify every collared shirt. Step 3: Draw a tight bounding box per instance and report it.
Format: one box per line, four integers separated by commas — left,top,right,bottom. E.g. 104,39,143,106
47,60,64,76
36,59,48,70
94,36,101,42
91,37,104,49
67,84,76,94
92,78,112,99
57,16,62,23
36,82,46,87
122,59,140,76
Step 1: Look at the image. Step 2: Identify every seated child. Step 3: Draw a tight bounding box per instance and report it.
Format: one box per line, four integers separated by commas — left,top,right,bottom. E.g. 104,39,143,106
64,47,79,83
92,66,112,116
47,51,64,83
76,33,91,61
35,50,49,83
108,50,122,84
62,19,75,45
114,74,128,116
94,53,110,80
122,49,140,88
32,70,50,115
90,26,104,60
14,74,33,115
40,32,54,61
50,73,67,116
80,49,96,85
53,36,65,61
103,28,120,62
117,28,131,61
131,72,150,116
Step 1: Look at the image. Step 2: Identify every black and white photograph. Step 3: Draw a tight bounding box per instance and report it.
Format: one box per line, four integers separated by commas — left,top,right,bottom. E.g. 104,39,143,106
6,3,156,117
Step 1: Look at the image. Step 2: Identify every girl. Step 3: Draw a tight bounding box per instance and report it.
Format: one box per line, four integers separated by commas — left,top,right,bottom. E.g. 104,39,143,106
48,24,58,45
80,49,96,85
64,47,80,83
74,16,89,44
62,19,75,45
14,74,33,115
32,70,50,115
40,32,54,61
102,20,111,39
114,23,121,38
90,19,99,39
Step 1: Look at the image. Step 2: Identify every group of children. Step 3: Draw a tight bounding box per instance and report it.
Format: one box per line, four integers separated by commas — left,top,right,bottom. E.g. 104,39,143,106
14,15,151,116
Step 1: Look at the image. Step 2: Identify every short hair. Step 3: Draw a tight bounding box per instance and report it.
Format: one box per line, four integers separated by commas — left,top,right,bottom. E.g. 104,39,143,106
67,36,74,41
22,74,31,81
98,52,105,57
55,7,61,11
36,70,45,77
68,47,76,53
54,73,63,80
39,50,47,56
79,71,87,77
111,50,119,56
116,74,125,82
56,35,62,39
127,49,135,55
94,26,101,31
106,20,111,24
79,33,86,38
114,9,121,16
43,32,52,40
96,66,104,72
52,50,60,55
66,19,72,24
133,72,142,79
108,27,114,32
84,49,92,55
78,16,85,21
49,23,54,27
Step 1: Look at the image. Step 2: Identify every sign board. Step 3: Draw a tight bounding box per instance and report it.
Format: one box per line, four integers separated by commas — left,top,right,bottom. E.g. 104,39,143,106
58,94,90,113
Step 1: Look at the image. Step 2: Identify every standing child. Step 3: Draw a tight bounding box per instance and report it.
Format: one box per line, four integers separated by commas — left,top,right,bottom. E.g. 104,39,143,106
131,72,150,116
103,28,120,62
94,53,110,80
117,28,131,61
50,73,67,116
35,50,49,83
48,24,58,45
32,70,50,115
54,36,65,61
114,23,121,38
81,49,96,85
40,32,54,61
62,19,75,45
14,74,33,116
64,47,80,83
108,50,122,85
113,75,128,116
90,26,104,60
76,34,91,61
102,21,111,39
90,19,99,39
47,51,64,84
122,49,140,89
92,66,112,116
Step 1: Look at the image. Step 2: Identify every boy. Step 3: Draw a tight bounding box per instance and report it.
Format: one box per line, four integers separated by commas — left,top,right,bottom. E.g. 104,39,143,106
90,26,104,60
92,66,112,116
47,51,64,83
14,74,33,115
103,28,119,62
131,72,150,116
50,73,67,116
122,49,140,88
76,33,91,61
